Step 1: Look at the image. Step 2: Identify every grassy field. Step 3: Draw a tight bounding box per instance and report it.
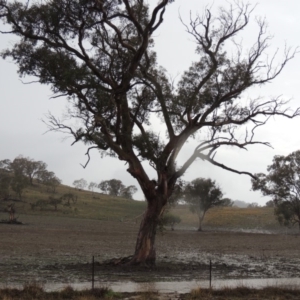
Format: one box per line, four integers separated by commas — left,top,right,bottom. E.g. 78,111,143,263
0,183,146,222
171,205,280,231
1,185,299,300
0,182,282,231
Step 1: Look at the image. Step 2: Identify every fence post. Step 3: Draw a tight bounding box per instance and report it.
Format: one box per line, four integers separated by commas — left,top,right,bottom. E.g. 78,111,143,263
92,255,95,290
209,259,212,289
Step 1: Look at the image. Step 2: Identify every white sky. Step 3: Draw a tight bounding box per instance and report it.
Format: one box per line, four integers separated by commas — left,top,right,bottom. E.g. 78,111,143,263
1,0,300,204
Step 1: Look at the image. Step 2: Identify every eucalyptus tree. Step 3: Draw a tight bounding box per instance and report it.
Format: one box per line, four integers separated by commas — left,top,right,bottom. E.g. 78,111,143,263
252,151,300,230
120,185,138,199
46,174,61,193
88,181,98,193
0,0,299,265
0,159,12,200
184,178,224,231
98,179,137,198
99,179,125,196
72,178,88,190
24,158,47,185
9,156,29,200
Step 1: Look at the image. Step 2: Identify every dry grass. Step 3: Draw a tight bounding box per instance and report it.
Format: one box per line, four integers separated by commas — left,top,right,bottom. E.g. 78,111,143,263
186,286,300,300
0,182,284,231
133,283,159,300
0,283,119,300
2,284,300,300
171,205,281,231
0,183,146,222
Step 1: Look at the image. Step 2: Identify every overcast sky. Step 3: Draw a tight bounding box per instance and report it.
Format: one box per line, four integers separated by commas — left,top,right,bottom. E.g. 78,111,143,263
1,0,300,204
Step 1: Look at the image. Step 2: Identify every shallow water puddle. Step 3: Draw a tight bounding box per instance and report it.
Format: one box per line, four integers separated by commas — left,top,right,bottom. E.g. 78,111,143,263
91,278,300,293
2,278,300,294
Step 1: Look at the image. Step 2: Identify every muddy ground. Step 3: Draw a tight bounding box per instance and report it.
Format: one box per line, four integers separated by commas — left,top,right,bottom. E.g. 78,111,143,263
1,214,300,287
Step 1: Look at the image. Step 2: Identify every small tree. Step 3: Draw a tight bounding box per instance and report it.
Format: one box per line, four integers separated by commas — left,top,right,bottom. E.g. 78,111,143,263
47,175,61,193
221,198,234,207
265,200,275,208
120,185,138,199
33,199,48,211
10,174,28,200
97,180,109,194
185,178,224,231
98,179,137,199
88,182,97,193
48,196,62,211
24,159,47,185
252,150,300,230
98,179,125,196
0,160,12,200
38,170,61,193
61,193,77,206
5,156,30,200
159,213,181,231
72,178,88,190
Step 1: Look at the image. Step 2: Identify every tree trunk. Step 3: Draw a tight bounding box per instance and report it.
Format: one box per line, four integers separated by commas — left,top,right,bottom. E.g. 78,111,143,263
197,211,206,232
171,222,174,231
129,197,164,266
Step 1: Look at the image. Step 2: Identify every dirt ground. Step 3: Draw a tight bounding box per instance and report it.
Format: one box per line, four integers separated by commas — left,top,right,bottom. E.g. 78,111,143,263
1,214,300,288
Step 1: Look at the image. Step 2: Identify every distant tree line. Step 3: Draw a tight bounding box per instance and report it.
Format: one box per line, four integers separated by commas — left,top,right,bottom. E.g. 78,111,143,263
72,178,138,200
0,155,61,201
0,155,73,222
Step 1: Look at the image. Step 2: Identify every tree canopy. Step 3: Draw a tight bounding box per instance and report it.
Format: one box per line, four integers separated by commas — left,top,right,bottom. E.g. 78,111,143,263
98,179,137,199
252,151,300,230
1,0,299,265
72,178,88,190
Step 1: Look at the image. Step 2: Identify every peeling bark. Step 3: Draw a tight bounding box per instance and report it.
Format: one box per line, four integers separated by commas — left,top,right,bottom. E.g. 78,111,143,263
129,196,165,266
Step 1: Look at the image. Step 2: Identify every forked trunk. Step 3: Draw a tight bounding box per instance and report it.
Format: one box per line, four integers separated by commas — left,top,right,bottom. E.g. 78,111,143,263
130,198,164,266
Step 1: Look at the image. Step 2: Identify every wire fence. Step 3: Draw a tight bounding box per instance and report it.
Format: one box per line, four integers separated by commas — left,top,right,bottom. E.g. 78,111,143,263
2,248,300,292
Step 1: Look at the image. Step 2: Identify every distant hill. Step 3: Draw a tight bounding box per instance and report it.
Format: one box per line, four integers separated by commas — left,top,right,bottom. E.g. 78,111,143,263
0,182,146,222
1,183,282,232
233,200,249,208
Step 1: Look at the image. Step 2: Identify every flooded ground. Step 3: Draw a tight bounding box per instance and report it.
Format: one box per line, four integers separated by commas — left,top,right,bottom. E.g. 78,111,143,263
1,214,300,290
3,278,300,294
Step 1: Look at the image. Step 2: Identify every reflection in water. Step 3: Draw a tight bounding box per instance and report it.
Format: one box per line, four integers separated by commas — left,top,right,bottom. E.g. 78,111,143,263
2,278,300,293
